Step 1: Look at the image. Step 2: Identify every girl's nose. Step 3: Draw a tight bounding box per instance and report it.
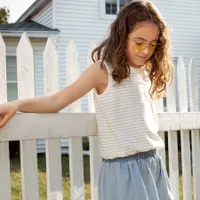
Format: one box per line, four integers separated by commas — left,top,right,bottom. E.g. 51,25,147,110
143,45,150,55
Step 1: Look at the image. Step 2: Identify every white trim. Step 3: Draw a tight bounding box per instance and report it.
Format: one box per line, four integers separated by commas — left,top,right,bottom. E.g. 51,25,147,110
6,52,16,56
52,0,56,28
17,0,50,22
100,0,117,20
31,1,52,23
0,31,59,38
7,81,17,84
117,0,120,13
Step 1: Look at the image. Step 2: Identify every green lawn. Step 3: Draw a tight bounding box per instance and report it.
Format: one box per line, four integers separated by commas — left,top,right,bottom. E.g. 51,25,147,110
10,155,192,200
11,155,91,200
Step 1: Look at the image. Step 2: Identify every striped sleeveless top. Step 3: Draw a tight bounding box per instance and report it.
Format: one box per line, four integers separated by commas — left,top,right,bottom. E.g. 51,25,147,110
93,61,164,159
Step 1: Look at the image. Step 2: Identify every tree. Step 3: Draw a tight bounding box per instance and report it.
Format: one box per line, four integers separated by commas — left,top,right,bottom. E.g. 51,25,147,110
0,7,10,24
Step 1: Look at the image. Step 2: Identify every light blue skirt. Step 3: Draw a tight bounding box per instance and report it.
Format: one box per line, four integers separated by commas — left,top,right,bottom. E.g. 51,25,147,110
98,149,174,200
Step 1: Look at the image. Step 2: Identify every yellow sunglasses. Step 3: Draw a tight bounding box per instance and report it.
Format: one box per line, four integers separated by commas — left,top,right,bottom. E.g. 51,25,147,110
128,38,161,54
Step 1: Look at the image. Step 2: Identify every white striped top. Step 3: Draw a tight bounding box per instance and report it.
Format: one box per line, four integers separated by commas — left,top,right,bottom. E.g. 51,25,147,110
93,61,164,159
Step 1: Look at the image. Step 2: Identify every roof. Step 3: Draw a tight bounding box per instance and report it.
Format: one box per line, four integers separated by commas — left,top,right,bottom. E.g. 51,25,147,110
0,20,58,32
0,20,59,38
17,0,50,22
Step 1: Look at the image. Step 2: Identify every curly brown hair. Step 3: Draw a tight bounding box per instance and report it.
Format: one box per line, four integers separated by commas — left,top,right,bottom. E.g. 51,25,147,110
92,0,173,100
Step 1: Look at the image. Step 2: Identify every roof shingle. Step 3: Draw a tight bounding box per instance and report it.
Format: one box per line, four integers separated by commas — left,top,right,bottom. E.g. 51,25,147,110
0,20,59,32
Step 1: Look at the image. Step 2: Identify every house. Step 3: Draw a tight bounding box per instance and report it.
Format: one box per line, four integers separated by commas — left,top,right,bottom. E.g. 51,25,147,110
0,0,200,152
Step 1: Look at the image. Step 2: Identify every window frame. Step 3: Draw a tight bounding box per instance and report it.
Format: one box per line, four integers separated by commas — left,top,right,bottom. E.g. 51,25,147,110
6,55,18,102
100,0,120,20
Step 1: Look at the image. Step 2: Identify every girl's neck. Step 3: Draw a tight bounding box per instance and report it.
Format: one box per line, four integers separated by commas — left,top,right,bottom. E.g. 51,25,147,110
127,61,143,69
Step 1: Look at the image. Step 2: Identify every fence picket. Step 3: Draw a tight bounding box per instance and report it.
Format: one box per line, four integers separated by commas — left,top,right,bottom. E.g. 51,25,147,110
166,58,179,200
67,41,85,200
177,57,192,200
17,32,39,200
44,37,63,200
88,42,102,200
188,58,200,200
155,98,166,165
0,33,11,200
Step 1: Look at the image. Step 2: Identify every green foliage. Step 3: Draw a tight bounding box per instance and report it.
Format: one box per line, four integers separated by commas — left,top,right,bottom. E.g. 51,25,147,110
0,7,10,24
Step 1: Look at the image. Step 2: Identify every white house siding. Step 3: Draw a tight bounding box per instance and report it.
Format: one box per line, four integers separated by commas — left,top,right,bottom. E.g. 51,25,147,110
151,0,200,111
54,0,114,112
32,1,53,28
28,39,47,97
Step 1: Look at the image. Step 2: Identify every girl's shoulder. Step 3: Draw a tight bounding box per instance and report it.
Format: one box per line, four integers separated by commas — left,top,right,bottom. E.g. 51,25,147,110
96,59,113,74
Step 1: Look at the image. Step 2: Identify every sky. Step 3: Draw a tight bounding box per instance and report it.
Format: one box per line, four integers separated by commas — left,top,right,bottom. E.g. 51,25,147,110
0,0,36,23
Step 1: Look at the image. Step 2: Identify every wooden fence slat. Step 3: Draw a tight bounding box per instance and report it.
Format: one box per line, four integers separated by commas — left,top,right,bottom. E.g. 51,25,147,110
69,138,84,200
0,33,7,104
188,58,200,200
66,41,84,200
0,33,11,200
155,98,166,165
168,130,179,200
44,37,63,200
180,131,192,200
17,32,39,200
177,57,192,200
191,130,200,200
166,58,179,200
89,137,102,200
46,140,63,200
0,142,11,200
87,42,102,200
20,141,38,200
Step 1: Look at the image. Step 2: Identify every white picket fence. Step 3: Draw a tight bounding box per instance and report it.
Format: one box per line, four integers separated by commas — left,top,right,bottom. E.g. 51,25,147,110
0,32,200,200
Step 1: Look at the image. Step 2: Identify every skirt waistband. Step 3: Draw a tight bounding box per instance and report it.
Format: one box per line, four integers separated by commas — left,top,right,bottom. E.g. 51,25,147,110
103,149,157,163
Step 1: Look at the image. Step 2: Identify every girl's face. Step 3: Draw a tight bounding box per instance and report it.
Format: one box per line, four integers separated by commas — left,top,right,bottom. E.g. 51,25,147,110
126,22,160,68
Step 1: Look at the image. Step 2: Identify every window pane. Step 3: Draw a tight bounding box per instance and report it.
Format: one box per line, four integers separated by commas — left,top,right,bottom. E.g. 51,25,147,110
7,83,18,102
6,56,17,82
6,56,18,102
105,0,117,15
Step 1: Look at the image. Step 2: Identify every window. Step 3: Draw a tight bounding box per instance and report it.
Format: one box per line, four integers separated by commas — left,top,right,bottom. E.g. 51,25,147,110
6,56,18,102
106,0,129,15
100,0,130,19
105,0,117,15
105,0,129,15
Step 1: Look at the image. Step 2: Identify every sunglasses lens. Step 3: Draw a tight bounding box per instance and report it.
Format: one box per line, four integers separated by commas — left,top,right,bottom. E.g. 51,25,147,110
132,43,147,52
132,41,161,54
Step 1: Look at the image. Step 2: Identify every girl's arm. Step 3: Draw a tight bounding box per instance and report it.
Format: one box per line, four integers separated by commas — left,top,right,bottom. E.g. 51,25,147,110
13,61,105,114
0,61,107,128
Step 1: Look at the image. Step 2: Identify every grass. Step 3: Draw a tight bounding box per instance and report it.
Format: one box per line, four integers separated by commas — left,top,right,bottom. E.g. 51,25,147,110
10,155,91,200
10,154,193,200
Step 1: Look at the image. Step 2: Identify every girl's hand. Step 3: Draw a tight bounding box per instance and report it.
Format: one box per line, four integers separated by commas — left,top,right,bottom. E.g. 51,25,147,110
0,102,18,128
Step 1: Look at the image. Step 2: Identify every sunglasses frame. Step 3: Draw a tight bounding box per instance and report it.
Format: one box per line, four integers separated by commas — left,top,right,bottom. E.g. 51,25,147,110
127,37,162,54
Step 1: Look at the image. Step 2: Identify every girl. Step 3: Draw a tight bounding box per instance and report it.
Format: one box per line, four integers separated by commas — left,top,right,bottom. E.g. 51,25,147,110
0,0,174,199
